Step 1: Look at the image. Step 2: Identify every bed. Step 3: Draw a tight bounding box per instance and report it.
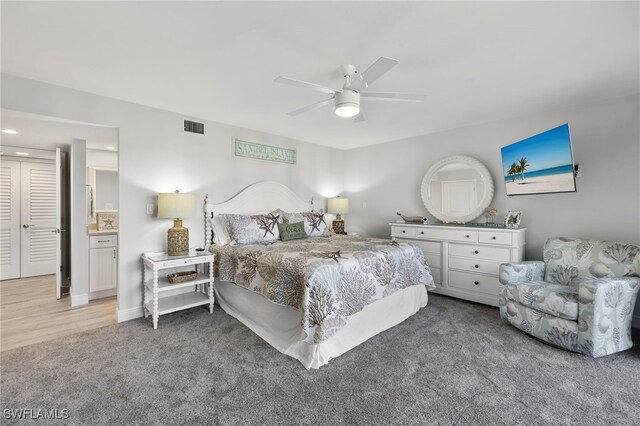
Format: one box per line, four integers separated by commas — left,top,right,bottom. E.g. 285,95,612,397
205,182,435,369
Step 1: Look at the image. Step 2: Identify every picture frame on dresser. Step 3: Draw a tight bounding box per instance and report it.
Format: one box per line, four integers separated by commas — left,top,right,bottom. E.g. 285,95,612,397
504,211,522,228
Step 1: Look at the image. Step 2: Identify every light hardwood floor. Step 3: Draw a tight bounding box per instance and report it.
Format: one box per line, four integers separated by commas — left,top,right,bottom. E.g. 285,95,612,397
1,275,116,352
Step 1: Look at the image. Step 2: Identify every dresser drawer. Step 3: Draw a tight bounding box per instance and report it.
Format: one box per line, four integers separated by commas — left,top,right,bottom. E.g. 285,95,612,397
412,240,441,255
391,226,416,238
90,235,117,248
448,270,499,296
449,243,511,262
478,231,512,246
449,256,502,276
424,253,442,269
417,228,478,243
430,267,442,285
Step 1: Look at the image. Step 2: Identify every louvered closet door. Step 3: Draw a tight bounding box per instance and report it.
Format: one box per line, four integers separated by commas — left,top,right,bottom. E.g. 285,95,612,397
20,162,57,277
0,160,21,280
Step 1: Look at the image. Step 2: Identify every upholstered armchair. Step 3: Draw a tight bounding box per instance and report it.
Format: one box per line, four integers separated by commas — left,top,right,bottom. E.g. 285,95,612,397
499,237,640,357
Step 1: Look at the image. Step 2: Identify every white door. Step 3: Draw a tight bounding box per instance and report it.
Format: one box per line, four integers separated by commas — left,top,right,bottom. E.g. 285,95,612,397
442,180,477,217
55,149,62,298
20,161,57,277
0,160,21,280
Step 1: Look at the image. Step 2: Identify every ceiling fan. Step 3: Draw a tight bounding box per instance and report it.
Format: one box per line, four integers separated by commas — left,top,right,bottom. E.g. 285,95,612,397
274,57,425,122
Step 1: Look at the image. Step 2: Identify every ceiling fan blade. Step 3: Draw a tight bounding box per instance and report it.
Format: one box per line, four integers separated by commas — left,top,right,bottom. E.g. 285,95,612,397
286,98,334,116
360,92,426,102
348,57,399,89
275,76,337,95
353,112,365,123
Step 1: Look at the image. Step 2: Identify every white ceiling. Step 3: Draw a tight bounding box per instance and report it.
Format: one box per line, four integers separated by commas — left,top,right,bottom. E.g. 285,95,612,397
1,2,638,150
1,110,118,152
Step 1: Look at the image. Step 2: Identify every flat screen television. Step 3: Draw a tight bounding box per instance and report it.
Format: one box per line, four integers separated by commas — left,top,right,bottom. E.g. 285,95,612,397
501,123,576,196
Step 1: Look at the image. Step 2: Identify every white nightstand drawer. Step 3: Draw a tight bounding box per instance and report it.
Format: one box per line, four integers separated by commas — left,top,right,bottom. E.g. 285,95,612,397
90,235,117,248
449,243,511,262
161,256,211,268
449,270,499,296
478,231,512,246
449,256,502,276
391,226,416,238
418,228,478,243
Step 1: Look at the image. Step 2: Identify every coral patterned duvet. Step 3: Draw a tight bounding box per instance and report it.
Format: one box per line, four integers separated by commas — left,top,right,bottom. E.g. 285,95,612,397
212,235,435,343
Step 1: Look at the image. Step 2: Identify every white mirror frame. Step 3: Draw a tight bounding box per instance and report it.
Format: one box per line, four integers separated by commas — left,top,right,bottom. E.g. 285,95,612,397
420,155,494,224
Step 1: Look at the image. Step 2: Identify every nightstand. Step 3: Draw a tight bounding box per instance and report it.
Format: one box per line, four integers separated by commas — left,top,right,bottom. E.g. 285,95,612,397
141,251,214,329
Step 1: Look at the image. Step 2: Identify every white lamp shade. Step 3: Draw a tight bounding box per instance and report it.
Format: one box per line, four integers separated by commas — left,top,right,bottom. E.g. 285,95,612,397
328,197,349,215
157,192,195,219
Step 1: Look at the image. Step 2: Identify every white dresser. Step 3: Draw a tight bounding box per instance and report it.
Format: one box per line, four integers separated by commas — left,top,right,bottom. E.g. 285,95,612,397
390,223,526,307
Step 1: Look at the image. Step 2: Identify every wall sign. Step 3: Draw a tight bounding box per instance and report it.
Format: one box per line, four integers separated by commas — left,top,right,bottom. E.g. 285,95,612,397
234,138,296,165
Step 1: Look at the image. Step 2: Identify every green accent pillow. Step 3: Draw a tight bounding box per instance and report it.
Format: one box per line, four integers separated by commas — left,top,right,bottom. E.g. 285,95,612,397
278,221,308,241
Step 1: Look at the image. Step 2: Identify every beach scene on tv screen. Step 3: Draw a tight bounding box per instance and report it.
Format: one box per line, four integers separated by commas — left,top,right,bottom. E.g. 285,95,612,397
501,124,576,195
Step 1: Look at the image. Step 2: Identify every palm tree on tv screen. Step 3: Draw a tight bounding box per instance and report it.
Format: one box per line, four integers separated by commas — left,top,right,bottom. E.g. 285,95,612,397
518,157,529,181
508,163,519,182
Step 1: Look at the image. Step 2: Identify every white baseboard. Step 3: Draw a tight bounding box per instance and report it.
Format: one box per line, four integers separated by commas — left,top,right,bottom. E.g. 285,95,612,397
116,305,143,323
633,314,640,329
70,293,88,307
89,288,117,301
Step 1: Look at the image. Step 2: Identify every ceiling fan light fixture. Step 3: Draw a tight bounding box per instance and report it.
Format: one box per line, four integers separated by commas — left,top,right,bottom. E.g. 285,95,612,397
334,90,360,118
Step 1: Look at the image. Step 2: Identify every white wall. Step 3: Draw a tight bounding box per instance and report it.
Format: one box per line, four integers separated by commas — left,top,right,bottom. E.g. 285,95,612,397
69,139,89,306
86,149,118,170
344,94,640,318
2,75,344,319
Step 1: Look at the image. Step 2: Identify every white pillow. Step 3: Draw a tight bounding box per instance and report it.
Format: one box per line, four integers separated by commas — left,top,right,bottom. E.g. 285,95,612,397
210,216,231,246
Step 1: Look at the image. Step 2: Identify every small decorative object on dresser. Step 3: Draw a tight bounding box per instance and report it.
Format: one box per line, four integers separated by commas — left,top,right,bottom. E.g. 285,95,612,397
390,222,526,307
483,207,498,224
504,210,522,228
397,212,428,224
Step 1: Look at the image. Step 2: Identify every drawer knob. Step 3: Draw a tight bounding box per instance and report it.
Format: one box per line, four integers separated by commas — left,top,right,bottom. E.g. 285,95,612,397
420,231,424,234
474,264,479,268
465,234,470,238
474,250,479,254
492,236,497,240
402,230,406,233
474,281,479,285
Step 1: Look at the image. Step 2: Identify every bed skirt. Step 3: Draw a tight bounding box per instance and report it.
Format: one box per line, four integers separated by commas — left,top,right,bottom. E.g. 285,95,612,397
214,280,429,369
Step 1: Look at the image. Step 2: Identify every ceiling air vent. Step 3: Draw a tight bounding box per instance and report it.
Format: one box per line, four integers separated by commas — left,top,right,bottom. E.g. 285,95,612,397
184,120,204,135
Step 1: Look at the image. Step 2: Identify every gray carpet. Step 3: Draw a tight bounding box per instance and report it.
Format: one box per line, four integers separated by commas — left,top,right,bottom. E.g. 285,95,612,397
1,293,639,425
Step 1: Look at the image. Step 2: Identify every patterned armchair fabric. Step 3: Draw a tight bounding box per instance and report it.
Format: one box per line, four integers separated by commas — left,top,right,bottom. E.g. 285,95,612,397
499,237,640,357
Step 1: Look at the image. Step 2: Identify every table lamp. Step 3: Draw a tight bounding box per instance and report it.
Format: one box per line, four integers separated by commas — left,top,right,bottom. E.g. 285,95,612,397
328,197,349,235
157,190,195,256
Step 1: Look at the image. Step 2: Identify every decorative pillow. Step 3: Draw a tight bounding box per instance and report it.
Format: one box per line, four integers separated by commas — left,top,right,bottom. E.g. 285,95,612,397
283,211,331,237
210,216,231,245
219,212,282,244
278,221,308,241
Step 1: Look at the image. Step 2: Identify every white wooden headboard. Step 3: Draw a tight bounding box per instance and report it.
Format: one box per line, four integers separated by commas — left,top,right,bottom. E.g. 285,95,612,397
204,181,315,248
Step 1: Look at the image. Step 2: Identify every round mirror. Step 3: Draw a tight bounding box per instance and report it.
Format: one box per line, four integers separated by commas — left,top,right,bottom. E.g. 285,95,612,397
421,156,494,224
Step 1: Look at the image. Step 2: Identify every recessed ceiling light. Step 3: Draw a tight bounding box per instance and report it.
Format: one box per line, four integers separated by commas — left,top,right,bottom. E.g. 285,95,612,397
15,152,30,156
2,129,19,135
106,146,116,151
